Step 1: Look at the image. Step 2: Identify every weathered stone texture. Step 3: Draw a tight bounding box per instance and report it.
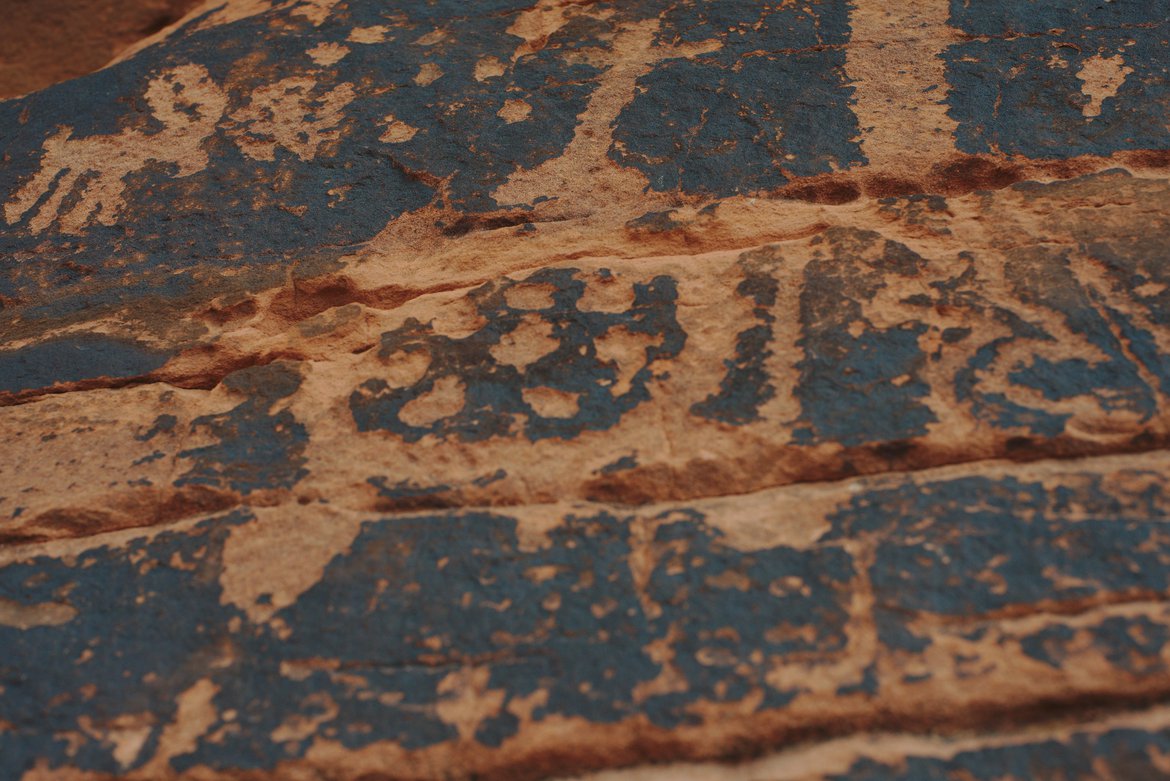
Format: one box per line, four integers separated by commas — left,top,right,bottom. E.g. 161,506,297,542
3,0,1170,779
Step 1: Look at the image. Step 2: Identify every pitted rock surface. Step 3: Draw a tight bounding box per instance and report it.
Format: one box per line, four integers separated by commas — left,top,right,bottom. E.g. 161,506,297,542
3,1,1170,779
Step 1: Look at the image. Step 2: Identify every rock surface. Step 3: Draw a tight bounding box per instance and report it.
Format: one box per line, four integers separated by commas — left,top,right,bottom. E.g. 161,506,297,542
0,0,204,99
2,0,1170,779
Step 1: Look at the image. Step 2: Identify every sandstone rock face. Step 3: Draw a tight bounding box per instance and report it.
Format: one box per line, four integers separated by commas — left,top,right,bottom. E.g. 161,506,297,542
0,0,204,99
2,1,1170,779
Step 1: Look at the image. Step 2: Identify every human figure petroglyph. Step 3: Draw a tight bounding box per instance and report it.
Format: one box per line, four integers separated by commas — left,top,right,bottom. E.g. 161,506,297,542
4,64,228,235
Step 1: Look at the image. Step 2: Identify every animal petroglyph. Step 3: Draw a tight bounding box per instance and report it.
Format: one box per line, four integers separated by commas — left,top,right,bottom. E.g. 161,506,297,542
4,64,227,234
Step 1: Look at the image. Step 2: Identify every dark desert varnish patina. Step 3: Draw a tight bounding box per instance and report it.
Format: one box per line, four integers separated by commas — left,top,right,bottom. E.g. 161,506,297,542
3,1,1170,779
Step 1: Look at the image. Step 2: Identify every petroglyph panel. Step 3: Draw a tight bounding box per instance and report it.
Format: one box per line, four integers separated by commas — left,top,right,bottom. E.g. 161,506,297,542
5,455,1170,777
4,0,1170,779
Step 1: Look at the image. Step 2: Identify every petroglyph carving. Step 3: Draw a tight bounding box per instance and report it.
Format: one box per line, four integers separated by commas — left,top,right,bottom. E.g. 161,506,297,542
228,78,356,161
1078,52,1134,118
4,64,226,234
4,1,1170,779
